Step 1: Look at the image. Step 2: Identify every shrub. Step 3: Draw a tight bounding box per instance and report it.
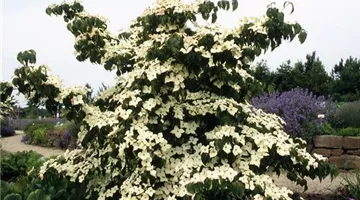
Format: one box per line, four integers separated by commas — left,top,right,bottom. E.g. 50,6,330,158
0,127,15,137
251,88,336,140
1,161,87,200
24,122,54,144
331,101,360,128
335,127,360,137
32,127,48,145
0,151,44,182
24,121,54,136
304,122,337,138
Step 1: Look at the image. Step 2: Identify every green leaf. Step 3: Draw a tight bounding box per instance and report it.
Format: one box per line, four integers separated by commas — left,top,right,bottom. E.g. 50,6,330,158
232,0,238,11
45,7,52,15
203,178,212,190
26,189,50,200
254,47,262,56
1,181,14,199
298,31,307,44
211,12,217,23
13,177,28,196
225,1,230,10
17,52,24,65
293,23,302,34
28,49,36,56
217,1,224,9
194,194,205,200
231,181,245,198
4,193,22,200
52,189,66,199
286,171,297,181
185,183,203,194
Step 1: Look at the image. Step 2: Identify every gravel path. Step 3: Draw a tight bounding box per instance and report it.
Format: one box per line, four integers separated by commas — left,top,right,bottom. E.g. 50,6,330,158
273,173,351,195
0,130,64,157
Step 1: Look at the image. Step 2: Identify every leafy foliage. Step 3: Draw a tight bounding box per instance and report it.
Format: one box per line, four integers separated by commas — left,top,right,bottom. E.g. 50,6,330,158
304,122,337,137
0,151,44,182
24,122,54,134
24,122,54,145
32,127,48,145
7,0,338,199
1,161,87,200
335,127,360,137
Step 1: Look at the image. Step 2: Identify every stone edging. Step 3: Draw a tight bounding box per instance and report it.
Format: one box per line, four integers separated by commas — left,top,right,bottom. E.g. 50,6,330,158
311,135,360,169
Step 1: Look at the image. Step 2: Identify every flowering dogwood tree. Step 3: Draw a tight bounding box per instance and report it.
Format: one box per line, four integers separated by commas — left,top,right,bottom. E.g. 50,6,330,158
0,82,16,120
8,0,337,199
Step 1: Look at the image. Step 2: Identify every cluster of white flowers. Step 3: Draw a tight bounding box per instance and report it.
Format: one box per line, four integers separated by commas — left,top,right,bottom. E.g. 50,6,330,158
43,75,63,88
0,99,12,120
56,85,89,105
142,0,201,16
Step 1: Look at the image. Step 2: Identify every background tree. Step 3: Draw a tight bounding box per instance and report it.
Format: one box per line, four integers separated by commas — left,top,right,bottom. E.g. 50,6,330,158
331,57,360,101
20,102,52,119
296,52,331,96
251,60,275,96
273,52,331,96
273,60,297,92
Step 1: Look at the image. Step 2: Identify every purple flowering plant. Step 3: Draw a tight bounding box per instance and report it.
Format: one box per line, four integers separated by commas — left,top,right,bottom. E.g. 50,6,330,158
251,88,336,139
57,131,71,149
0,127,15,137
21,135,29,143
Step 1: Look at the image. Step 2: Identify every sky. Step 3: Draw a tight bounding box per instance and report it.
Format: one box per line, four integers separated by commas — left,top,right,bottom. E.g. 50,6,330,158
1,0,360,106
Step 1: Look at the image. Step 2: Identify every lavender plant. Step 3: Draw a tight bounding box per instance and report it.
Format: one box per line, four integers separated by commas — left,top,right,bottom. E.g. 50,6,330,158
252,88,336,139
57,131,71,149
0,127,15,137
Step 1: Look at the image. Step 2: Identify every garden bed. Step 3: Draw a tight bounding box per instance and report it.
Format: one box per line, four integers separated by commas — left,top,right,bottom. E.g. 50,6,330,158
21,121,79,150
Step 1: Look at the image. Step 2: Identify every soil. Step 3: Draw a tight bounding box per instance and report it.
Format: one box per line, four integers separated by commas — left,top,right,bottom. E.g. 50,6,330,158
0,130,64,157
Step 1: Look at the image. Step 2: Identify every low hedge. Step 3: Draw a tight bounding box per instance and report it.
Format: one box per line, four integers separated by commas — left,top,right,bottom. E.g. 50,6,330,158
333,127,360,137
